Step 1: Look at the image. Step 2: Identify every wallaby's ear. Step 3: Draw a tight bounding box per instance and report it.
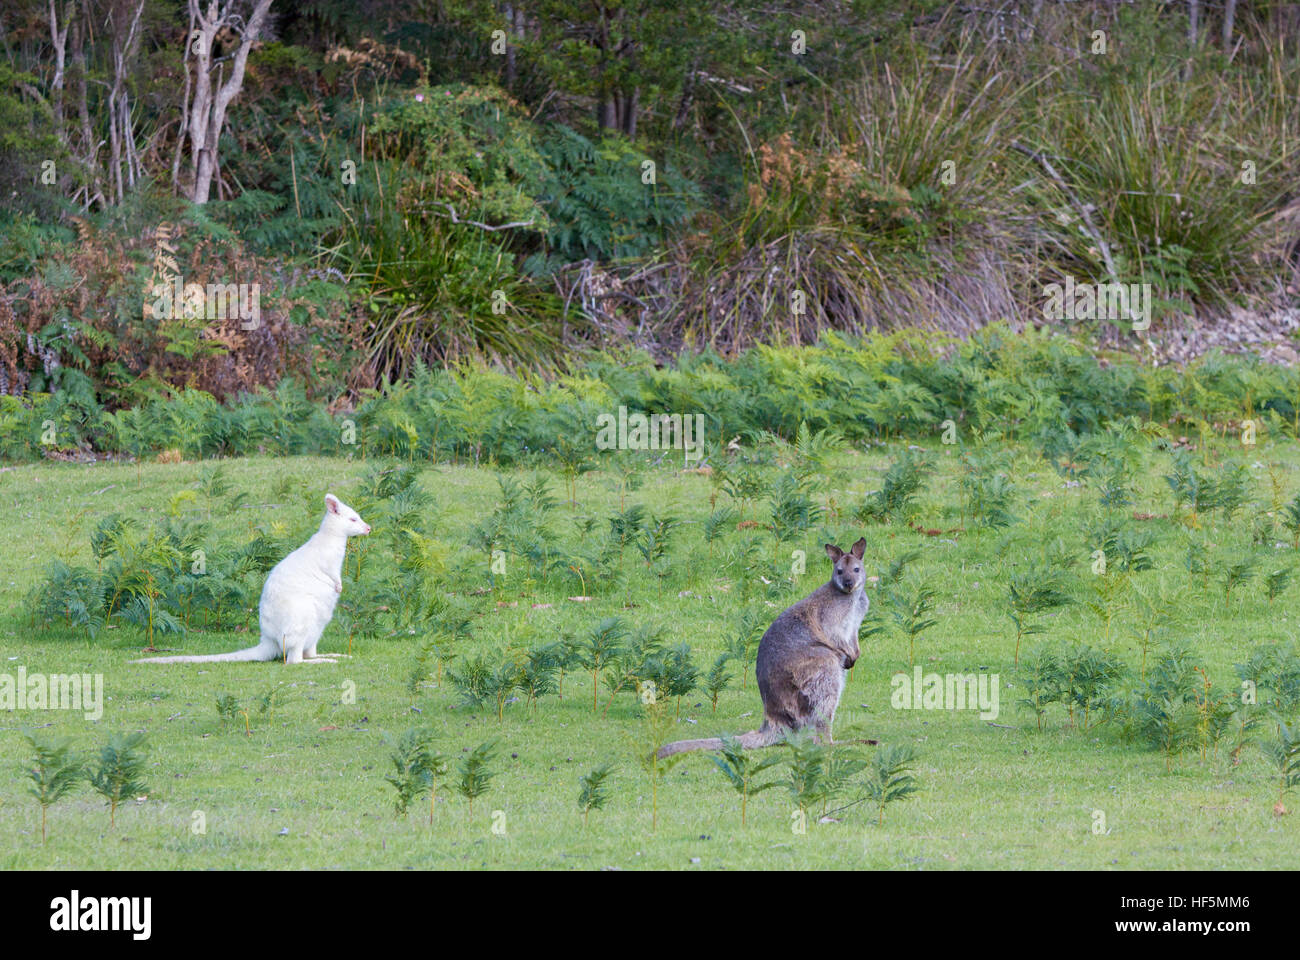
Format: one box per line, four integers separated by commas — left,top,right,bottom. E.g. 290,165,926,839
850,537,866,559
825,543,843,562
325,493,341,514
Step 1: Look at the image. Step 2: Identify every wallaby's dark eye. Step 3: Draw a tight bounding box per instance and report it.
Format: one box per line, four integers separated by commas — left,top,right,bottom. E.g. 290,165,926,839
854,567,860,573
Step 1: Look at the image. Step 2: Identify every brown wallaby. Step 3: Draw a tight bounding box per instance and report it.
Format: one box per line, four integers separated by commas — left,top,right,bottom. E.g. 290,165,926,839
657,537,871,759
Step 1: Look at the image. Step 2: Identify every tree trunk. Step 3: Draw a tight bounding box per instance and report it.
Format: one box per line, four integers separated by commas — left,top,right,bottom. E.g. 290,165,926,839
186,0,275,204
503,3,516,88
673,58,699,131
48,0,73,145
1222,0,1236,49
172,5,195,194
70,16,104,209
597,97,617,130
106,0,146,205
622,86,638,138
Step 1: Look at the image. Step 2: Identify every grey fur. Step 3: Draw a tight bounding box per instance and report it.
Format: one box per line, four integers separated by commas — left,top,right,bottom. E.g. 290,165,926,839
657,537,870,758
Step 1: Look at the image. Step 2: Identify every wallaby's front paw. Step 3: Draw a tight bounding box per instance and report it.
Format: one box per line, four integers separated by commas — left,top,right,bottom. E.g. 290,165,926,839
334,580,342,594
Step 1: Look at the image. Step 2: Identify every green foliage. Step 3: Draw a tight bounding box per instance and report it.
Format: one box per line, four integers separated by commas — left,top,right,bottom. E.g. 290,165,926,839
660,642,700,717
960,454,1018,529
703,653,734,714
780,730,867,821
724,610,766,689
710,735,783,826
1058,643,1128,730
767,472,823,551
577,763,615,826
888,583,938,668
1016,643,1063,732
4,333,1300,473
627,693,686,831
214,694,246,734
1260,715,1300,804
579,617,631,712
88,733,150,829
454,740,499,817
1164,452,1254,521
23,732,82,843
1222,555,1259,604
857,449,934,524
859,744,921,826
1116,641,1205,770
525,126,701,271
1007,567,1073,665
384,728,449,821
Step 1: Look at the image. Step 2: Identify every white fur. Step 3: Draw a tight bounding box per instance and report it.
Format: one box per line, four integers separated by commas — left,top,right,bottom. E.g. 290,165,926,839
134,493,371,665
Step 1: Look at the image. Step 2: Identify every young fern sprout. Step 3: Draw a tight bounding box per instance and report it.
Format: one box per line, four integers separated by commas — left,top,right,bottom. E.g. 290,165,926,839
662,642,700,719
455,740,499,818
627,692,684,831
578,617,630,713
24,732,82,844
521,644,561,709
711,735,782,826
258,683,293,723
890,583,938,669
1282,494,1300,550
1016,643,1063,732
1222,555,1258,604
600,623,665,716
703,506,736,557
1265,568,1293,605
1261,714,1300,810
88,732,150,830
856,449,934,524
1132,641,1202,771
767,472,822,564
1007,568,1072,666
861,744,920,825
725,610,765,690
704,653,734,714
424,750,450,825
485,656,525,722
385,728,433,818
577,763,614,827
780,730,866,822
878,549,922,589
214,693,250,735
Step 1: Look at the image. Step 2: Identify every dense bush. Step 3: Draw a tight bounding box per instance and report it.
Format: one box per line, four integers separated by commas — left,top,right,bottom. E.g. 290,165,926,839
2,326,1296,465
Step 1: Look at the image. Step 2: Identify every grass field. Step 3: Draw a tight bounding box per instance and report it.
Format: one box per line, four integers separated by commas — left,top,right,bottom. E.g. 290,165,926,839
2,433,1298,870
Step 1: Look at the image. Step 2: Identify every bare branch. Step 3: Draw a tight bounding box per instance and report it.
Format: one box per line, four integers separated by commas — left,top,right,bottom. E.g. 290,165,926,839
422,201,536,232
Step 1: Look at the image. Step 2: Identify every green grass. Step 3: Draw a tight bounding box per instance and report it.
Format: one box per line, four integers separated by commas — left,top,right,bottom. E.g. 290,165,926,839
3,437,1299,869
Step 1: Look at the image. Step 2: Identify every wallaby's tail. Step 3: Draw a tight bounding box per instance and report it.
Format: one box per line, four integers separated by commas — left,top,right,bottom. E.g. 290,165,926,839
132,642,277,665
656,727,776,760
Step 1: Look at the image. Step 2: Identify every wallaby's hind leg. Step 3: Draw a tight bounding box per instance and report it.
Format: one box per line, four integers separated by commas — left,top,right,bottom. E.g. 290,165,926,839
282,629,313,665
303,632,350,661
793,657,845,743
817,674,847,743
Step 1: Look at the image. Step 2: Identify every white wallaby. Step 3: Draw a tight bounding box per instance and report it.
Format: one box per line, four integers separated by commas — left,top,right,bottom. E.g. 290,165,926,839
133,493,371,665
